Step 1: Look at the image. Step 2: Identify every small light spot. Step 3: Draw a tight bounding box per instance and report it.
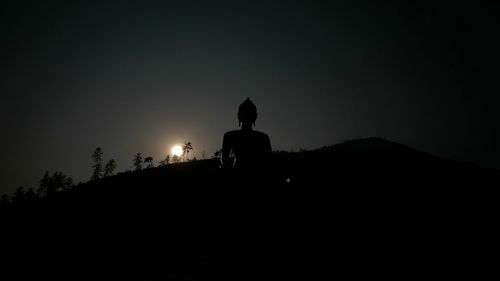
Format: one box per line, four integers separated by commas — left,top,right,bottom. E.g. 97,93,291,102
286,178,291,183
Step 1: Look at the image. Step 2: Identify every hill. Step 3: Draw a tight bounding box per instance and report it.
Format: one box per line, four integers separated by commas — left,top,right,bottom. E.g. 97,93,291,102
2,137,496,278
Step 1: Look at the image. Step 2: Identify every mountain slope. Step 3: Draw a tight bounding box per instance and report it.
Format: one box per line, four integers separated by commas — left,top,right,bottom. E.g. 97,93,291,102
3,137,496,277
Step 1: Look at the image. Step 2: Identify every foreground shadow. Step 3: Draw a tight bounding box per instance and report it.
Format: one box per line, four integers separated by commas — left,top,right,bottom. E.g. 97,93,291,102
3,135,497,277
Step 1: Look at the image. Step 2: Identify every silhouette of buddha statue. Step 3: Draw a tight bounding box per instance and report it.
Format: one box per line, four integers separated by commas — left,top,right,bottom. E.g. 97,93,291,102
221,98,272,170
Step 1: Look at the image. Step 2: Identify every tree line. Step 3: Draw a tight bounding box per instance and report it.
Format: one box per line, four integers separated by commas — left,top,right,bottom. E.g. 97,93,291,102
90,141,196,177
0,171,74,208
0,141,224,208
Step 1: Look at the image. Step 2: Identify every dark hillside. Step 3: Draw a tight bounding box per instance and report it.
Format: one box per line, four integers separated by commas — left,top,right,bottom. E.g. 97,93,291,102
2,138,496,279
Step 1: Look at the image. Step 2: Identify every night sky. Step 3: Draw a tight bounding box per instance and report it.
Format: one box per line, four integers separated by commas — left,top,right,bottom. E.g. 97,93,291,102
1,0,499,194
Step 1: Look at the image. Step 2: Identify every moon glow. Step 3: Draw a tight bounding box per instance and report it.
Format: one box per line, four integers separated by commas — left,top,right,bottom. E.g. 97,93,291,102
172,145,183,157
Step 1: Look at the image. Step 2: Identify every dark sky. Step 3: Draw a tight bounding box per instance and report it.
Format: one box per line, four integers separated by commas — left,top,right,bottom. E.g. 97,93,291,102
1,0,499,194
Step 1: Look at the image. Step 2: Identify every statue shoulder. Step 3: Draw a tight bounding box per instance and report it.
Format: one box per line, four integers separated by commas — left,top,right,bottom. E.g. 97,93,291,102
253,130,270,139
223,130,240,139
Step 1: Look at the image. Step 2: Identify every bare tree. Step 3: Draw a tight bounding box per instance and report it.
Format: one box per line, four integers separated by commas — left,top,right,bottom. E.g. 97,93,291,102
104,159,117,177
133,153,143,171
25,187,37,202
182,142,193,162
172,154,181,163
213,149,221,159
91,147,103,180
12,187,26,206
38,171,73,197
37,170,50,197
65,177,74,189
159,155,170,166
144,156,154,168
51,172,67,192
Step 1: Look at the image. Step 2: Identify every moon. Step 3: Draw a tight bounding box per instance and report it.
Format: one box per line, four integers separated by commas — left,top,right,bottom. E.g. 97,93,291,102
171,145,183,157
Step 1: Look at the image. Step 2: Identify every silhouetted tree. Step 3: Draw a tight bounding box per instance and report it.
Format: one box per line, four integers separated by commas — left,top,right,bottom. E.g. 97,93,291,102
213,149,221,159
51,172,72,192
91,147,103,180
37,171,74,197
65,176,74,189
52,172,64,192
37,170,51,197
202,150,206,159
104,159,117,177
182,142,193,162
172,155,181,163
24,187,37,202
144,156,154,168
12,186,26,206
159,155,170,166
133,153,143,171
